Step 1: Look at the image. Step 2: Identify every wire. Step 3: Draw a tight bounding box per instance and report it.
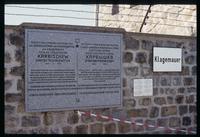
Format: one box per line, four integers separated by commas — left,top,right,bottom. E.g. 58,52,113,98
6,5,95,14
5,13,143,24
5,13,196,28
6,5,196,24
5,5,145,18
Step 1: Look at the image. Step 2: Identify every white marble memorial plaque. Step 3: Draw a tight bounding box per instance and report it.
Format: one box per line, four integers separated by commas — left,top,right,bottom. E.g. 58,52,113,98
133,79,153,96
25,29,123,112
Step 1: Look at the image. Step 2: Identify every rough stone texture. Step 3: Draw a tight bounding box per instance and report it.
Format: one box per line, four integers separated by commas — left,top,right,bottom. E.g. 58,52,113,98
153,76,160,87
160,77,171,86
182,116,191,126
160,88,166,94
189,105,196,113
154,97,166,105
123,78,127,87
141,67,152,76
123,88,132,97
5,105,16,115
81,114,95,123
161,106,177,117
181,66,190,75
157,118,168,127
75,125,88,134
93,108,111,122
179,105,188,116
127,109,148,117
165,88,176,95
4,25,196,134
164,41,179,47
15,49,24,62
175,128,187,134
8,129,28,134
21,116,41,127
145,120,156,131
167,96,174,104
169,117,181,127
153,88,159,96
49,128,61,134
125,36,139,50
138,98,151,106
5,80,12,91
149,107,159,118
104,123,116,134
6,93,22,102
90,123,103,134
123,52,133,63
187,87,196,93
141,40,153,50
67,111,79,124
5,116,20,128
183,77,194,86
148,52,153,67
135,52,147,64
9,33,24,46
178,88,185,94
123,99,136,108
185,55,195,64
118,122,131,133
124,67,138,76
111,109,127,121
17,102,25,113
5,52,11,63
175,95,184,104
29,128,48,134
132,119,144,132
62,126,73,134
193,115,196,126
17,79,24,91
53,112,67,125
192,66,196,75
188,41,196,51
172,77,182,86
10,66,24,76
186,95,194,104
43,112,53,126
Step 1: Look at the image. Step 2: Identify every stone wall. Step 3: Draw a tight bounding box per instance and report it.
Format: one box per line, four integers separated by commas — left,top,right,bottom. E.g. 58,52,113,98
98,4,196,36
5,23,196,134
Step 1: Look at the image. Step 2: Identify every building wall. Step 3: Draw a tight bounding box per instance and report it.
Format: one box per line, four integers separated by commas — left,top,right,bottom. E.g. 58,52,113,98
5,23,196,134
98,5,196,36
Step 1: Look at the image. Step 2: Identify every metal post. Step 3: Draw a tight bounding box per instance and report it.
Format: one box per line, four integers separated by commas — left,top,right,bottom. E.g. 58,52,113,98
96,4,99,27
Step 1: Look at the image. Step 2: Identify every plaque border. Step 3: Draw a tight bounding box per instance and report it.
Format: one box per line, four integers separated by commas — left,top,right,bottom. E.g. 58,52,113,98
25,29,123,112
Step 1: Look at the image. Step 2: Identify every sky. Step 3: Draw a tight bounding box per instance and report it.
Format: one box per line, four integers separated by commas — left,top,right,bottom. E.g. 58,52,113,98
5,4,96,26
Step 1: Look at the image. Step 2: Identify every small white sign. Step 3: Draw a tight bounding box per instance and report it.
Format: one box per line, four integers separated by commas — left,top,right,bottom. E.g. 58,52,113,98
133,79,153,96
153,47,182,72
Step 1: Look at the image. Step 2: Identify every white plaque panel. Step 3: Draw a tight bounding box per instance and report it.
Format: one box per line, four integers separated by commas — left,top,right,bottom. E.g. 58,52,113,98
133,79,153,96
25,29,123,112
153,47,182,72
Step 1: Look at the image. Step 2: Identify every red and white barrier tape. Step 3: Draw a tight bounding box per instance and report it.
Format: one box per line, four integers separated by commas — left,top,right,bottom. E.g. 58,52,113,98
77,111,196,134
